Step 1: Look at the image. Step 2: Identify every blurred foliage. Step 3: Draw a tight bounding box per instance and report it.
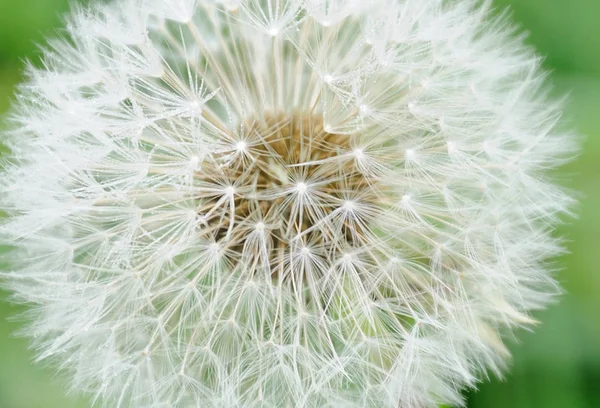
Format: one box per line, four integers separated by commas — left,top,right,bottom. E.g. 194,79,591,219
492,0,600,75
0,0,598,407
0,0,72,64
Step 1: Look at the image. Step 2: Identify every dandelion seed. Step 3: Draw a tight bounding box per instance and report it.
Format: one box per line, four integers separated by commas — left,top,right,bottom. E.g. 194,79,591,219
0,0,577,407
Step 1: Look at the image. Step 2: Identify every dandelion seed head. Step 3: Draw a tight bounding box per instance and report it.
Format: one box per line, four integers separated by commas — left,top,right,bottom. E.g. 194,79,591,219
235,140,247,152
0,0,578,407
295,182,308,194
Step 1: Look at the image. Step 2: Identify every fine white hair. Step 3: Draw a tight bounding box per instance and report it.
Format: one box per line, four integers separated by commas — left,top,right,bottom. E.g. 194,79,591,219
0,0,577,407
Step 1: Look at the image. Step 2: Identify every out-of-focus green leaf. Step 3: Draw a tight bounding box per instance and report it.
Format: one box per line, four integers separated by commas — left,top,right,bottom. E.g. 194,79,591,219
493,0,600,75
0,0,72,65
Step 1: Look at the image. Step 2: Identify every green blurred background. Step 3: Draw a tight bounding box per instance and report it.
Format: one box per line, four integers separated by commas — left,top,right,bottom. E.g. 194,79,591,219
0,0,598,407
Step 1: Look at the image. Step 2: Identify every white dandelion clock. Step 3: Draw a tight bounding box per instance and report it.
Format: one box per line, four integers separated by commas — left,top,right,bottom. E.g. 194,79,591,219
0,0,577,407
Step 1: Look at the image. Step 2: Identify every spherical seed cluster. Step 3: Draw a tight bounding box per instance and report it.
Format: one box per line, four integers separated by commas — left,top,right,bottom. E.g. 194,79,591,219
0,0,576,407
193,112,376,278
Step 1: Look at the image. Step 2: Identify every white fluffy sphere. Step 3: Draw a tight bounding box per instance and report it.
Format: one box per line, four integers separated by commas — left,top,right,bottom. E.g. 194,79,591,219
0,0,577,407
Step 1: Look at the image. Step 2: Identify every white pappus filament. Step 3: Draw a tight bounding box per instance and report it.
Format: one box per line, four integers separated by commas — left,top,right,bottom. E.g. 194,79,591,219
0,0,577,407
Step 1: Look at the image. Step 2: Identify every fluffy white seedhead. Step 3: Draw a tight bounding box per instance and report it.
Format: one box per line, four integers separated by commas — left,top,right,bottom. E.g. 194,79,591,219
0,0,577,407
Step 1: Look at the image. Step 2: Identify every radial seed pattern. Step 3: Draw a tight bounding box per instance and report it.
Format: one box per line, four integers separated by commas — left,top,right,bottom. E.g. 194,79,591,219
0,0,576,407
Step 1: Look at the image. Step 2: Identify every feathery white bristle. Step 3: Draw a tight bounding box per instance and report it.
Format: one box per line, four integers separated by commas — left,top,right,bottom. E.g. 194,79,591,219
0,0,577,407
